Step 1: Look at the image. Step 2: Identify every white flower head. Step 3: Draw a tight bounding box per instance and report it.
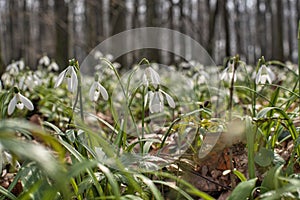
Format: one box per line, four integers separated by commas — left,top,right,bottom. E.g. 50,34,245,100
255,64,275,84
16,60,25,70
48,61,59,71
143,67,161,88
94,51,103,60
220,61,236,82
145,89,175,113
149,91,164,113
1,73,14,87
39,55,50,66
6,62,19,75
89,81,108,102
24,72,42,90
8,87,34,115
54,65,78,93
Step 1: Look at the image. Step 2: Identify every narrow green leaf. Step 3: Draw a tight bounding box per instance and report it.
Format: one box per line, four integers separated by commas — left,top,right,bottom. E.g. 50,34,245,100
233,169,247,182
134,174,163,200
98,163,121,199
0,185,17,200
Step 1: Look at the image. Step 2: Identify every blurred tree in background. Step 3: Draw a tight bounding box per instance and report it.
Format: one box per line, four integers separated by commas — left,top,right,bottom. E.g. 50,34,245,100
0,0,299,70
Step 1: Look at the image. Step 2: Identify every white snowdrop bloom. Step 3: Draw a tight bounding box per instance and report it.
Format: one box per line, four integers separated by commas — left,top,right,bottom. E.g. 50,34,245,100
105,54,114,61
145,89,175,113
54,66,78,93
89,81,108,102
112,62,121,69
179,62,191,70
193,70,209,85
39,55,50,66
0,80,2,91
25,73,42,90
16,60,25,70
143,67,160,88
1,73,14,87
220,62,237,82
18,76,27,91
94,51,103,60
6,62,19,74
149,91,164,113
48,61,59,71
255,64,275,84
8,88,34,115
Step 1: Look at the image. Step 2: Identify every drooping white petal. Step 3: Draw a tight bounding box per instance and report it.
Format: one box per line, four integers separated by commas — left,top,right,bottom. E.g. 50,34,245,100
164,92,175,108
220,67,228,80
149,91,163,113
266,67,275,83
99,83,108,100
69,67,78,93
18,93,34,111
89,82,98,101
7,95,17,115
142,73,148,87
255,67,262,84
94,90,100,101
149,67,160,86
144,91,151,108
54,68,68,88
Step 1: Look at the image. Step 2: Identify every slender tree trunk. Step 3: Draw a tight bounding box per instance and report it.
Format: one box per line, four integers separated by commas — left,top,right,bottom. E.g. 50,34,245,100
55,0,69,68
271,0,283,61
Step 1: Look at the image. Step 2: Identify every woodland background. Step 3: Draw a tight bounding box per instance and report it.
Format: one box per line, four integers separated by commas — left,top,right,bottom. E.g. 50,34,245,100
0,0,299,71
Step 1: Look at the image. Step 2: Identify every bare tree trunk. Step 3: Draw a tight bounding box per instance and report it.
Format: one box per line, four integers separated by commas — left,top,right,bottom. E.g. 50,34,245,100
207,0,218,56
55,0,69,68
271,0,284,61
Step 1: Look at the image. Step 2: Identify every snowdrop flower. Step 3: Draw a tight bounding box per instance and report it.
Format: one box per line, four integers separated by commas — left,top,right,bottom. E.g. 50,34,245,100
6,62,19,75
220,61,236,82
23,72,42,91
48,61,59,71
193,70,209,85
8,87,34,115
1,73,14,87
54,65,78,93
89,74,108,102
143,67,160,88
94,51,103,60
145,89,175,113
16,60,25,70
255,64,275,84
148,91,164,113
39,55,50,66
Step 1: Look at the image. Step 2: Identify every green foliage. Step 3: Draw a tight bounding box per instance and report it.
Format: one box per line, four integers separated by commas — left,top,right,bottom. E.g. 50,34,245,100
0,53,299,199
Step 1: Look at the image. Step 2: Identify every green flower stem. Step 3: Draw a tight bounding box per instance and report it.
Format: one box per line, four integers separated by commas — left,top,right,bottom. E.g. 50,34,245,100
68,61,84,125
253,58,262,117
101,58,138,135
141,86,146,153
228,55,239,121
